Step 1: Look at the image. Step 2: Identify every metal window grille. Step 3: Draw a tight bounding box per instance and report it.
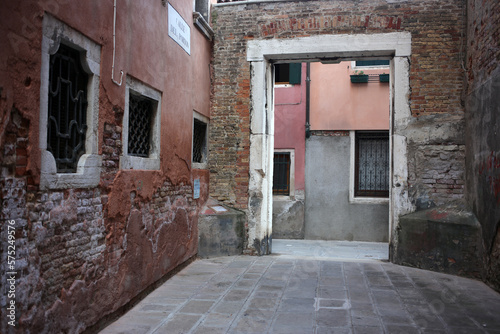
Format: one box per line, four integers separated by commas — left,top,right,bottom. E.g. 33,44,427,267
273,153,291,195
128,94,153,157
47,44,88,173
193,119,207,163
355,131,389,197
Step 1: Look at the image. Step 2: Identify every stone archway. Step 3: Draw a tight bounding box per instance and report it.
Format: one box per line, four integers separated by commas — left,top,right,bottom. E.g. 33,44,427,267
246,32,414,255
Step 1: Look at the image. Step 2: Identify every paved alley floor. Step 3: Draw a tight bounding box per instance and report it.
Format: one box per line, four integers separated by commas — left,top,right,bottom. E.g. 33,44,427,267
100,240,500,334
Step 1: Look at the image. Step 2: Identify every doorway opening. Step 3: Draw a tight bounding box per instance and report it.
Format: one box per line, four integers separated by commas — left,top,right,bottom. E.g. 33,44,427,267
271,59,391,245
246,32,412,255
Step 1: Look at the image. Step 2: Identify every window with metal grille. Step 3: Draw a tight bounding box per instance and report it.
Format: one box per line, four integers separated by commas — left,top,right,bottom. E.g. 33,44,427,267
128,94,154,157
273,152,291,195
47,44,88,173
355,131,389,197
193,119,207,163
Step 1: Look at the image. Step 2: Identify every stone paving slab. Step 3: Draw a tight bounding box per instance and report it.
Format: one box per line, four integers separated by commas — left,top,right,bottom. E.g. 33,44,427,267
100,243,500,334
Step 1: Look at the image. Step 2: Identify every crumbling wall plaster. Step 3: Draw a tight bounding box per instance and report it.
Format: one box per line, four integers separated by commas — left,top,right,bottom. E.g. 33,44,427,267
0,0,212,332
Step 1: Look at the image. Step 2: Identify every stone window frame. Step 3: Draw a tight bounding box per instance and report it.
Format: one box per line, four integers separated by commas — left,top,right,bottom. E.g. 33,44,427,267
272,148,295,199
192,111,209,169
120,76,162,170
349,130,390,204
40,14,101,190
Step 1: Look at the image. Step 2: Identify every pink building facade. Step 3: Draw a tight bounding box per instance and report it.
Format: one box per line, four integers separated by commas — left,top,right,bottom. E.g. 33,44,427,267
273,61,390,241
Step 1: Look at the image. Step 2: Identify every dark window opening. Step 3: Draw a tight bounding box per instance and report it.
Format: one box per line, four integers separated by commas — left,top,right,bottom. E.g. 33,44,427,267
355,60,390,67
193,119,207,163
275,63,301,85
128,94,154,157
47,43,88,173
195,0,209,22
355,131,389,197
273,152,291,195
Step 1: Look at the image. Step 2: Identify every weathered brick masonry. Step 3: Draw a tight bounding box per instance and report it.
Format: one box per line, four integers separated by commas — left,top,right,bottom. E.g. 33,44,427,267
0,0,211,332
210,0,466,213
465,0,500,291
0,109,199,332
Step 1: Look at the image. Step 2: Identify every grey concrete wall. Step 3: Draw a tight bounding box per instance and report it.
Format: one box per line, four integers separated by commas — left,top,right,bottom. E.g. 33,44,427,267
304,135,389,242
272,191,305,239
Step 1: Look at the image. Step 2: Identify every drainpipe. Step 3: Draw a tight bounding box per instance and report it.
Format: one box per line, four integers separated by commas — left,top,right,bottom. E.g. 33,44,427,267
305,62,311,139
112,0,124,86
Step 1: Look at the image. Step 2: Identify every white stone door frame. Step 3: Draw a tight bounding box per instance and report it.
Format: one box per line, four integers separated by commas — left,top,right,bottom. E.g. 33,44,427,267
246,32,414,255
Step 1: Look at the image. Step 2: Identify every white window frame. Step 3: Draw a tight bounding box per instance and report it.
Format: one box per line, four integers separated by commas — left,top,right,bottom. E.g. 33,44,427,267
349,131,389,204
192,111,209,169
273,149,295,199
120,76,162,170
40,15,101,190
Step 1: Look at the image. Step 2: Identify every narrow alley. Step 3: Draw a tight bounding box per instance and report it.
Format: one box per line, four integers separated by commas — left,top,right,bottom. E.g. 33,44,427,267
99,241,500,334
1,1,499,333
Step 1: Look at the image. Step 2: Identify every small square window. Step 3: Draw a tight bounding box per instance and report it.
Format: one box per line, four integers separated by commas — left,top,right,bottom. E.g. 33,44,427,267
128,94,154,158
121,77,161,170
274,63,301,85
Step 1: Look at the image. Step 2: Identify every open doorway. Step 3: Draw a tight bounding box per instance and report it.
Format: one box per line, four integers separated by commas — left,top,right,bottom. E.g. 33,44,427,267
304,60,390,242
246,33,412,255
272,60,390,242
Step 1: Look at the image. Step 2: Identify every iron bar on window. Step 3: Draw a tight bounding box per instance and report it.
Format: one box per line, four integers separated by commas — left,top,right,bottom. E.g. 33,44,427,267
47,44,88,173
355,131,389,197
128,94,153,157
273,153,290,195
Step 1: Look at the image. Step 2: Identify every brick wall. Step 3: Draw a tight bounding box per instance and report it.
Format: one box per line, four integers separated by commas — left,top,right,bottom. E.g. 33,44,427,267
408,144,465,208
0,108,199,333
0,1,210,331
465,0,500,291
210,0,466,210
466,0,500,89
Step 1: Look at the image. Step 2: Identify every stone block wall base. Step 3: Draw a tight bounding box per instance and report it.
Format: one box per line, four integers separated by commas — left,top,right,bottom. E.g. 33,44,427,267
393,206,484,279
198,199,246,258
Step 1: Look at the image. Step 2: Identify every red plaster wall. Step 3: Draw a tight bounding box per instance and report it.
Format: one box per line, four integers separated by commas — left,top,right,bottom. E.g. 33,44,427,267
310,62,390,131
273,64,307,191
0,0,212,332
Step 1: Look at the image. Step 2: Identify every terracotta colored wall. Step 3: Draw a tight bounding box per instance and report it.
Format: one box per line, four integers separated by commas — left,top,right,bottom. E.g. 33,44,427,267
0,0,212,332
310,62,390,130
273,63,307,191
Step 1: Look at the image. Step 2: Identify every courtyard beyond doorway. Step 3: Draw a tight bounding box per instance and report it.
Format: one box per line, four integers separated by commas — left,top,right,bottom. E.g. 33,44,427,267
272,239,389,261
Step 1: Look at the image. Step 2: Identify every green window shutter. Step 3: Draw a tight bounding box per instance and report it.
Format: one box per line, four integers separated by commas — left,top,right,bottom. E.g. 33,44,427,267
289,63,301,85
355,60,390,67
